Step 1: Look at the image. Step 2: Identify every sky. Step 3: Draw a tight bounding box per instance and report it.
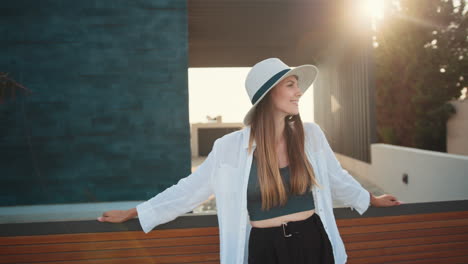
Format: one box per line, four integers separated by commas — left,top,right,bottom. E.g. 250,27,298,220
188,67,315,124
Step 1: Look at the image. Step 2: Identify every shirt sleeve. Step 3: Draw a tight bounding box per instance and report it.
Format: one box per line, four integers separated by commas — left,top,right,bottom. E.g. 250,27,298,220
136,139,219,233
314,124,371,215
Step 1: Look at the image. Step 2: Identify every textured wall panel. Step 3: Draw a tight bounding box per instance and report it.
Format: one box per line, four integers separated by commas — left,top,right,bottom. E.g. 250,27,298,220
0,0,190,206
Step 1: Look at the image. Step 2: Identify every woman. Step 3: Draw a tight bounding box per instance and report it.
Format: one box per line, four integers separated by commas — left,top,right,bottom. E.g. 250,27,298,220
98,58,402,264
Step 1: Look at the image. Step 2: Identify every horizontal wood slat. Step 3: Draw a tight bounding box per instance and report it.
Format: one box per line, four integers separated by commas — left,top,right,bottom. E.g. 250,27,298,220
39,253,220,264
0,244,219,264
348,241,468,257
347,247,468,264
342,225,468,242
346,234,468,250
338,218,468,235
370,255,468,264
0,235,220,255
336,211,468,227
0,227,219,246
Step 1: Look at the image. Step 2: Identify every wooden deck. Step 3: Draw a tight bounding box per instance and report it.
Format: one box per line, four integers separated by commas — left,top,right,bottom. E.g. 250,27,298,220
1,200,467,264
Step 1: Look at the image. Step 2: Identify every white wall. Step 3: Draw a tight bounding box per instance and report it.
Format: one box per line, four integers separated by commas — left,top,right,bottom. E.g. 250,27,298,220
369,143,468,203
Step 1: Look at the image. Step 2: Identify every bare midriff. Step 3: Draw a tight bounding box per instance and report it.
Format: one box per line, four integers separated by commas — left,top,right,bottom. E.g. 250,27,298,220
250,209,315,228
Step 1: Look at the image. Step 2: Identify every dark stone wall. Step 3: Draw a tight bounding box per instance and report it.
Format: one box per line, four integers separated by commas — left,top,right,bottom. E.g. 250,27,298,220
0,0,191,206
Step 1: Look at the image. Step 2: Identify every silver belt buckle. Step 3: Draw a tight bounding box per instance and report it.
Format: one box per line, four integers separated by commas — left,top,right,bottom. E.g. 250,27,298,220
282,222,292,237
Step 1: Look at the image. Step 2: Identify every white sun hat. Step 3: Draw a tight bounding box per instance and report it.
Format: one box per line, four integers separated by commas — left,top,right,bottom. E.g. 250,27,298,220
243,57,319,126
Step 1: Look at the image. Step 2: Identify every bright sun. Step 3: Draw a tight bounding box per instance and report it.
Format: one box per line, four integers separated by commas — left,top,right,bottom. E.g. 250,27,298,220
362,0,385,20
360,0,384,20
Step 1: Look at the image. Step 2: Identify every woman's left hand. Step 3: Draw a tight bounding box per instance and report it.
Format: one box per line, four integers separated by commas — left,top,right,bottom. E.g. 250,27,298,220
370,193,403,207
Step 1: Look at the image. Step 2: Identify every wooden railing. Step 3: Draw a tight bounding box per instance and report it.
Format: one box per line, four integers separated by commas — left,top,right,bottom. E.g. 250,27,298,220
1,200,467,264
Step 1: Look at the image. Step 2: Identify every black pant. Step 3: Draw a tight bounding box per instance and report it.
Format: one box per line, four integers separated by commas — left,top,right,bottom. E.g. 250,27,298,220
248,213,335,264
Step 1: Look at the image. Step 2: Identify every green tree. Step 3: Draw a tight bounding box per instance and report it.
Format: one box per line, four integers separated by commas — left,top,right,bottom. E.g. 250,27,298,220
374,0,466,151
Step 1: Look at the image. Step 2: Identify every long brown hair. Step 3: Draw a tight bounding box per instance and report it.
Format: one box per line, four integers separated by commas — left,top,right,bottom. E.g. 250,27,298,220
248,91,321,210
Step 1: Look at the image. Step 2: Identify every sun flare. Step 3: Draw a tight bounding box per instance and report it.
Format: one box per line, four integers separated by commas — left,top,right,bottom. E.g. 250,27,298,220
363,0,385,20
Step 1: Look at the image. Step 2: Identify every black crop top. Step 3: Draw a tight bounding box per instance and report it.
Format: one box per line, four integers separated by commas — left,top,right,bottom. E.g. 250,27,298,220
247,156,315,221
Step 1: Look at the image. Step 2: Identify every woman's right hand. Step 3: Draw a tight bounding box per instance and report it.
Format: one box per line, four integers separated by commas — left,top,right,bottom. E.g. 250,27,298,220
97,208,137,223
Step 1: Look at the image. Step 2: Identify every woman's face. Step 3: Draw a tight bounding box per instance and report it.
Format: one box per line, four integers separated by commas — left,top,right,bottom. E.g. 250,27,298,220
269,75,302,117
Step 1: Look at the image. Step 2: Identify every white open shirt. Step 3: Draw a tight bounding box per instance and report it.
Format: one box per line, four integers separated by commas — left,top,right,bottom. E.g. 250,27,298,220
137,122,371,264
